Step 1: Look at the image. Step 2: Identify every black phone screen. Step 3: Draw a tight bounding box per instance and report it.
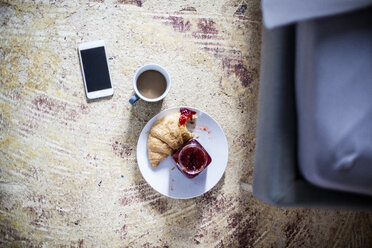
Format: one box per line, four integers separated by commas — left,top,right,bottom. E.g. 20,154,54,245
80,47,112,92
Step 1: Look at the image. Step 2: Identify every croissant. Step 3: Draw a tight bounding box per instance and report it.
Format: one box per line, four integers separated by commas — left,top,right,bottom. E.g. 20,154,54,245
148,113,194,168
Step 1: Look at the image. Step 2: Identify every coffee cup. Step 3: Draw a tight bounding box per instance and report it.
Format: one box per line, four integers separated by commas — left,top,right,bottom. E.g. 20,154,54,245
129,64,171,104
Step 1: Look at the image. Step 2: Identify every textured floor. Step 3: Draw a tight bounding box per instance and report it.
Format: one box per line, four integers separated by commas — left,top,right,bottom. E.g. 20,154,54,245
1,0,372,247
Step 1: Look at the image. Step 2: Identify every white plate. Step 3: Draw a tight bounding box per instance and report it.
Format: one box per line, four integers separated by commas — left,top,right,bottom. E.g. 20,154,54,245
136,106,228,199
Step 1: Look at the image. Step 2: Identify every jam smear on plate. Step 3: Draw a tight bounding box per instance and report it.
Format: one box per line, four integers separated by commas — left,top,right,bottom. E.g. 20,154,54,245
179,108,196,126
172,139,212,178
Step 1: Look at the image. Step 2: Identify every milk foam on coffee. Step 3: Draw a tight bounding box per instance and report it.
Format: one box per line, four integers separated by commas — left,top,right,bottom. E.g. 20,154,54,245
137,70,167,99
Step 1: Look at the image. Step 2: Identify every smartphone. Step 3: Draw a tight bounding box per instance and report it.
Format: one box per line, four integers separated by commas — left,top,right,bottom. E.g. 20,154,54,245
78,40,114,99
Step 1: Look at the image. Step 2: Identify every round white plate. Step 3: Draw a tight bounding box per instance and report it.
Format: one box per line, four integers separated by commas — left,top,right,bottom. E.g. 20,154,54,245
136,106,228,199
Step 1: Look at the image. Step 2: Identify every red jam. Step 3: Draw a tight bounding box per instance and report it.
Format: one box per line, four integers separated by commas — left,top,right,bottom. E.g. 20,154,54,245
179,108,196,126
179,146,207,171
172,139,212,178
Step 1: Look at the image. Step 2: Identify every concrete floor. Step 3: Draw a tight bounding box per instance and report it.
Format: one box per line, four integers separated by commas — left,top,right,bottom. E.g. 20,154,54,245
0,0,371,247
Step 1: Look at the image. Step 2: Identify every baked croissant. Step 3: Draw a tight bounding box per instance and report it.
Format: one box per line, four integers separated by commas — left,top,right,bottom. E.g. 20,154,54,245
148,113,194,168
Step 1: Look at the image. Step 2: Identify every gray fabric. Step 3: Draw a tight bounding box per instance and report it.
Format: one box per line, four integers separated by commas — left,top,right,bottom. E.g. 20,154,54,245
253,25,372,208
262,0,372,28
296,8,372,196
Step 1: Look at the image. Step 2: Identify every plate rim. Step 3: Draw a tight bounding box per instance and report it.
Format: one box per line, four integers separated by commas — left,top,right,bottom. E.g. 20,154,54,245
136,106,228,199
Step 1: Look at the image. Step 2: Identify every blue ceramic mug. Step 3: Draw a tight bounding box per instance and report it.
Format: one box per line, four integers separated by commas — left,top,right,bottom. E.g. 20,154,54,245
129,64,171,104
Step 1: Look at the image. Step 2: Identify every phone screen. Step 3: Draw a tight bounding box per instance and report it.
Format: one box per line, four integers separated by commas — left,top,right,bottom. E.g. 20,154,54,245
80,47,112,92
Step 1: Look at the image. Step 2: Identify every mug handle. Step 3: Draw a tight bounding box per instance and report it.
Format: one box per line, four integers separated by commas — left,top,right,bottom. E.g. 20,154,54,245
129,94,140,104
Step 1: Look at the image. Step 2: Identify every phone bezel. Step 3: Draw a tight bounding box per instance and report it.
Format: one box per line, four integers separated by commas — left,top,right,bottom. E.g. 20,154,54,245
78,40,114,100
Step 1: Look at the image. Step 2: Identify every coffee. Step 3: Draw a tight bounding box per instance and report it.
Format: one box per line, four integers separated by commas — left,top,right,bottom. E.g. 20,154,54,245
137,70,167,99
129,64,171,104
